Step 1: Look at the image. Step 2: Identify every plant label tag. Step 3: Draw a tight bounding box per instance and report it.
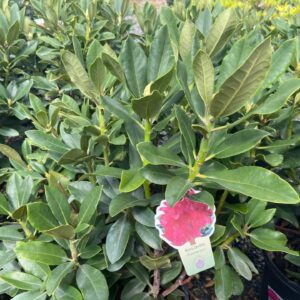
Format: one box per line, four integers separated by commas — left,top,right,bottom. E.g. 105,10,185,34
178,236,214,275
155,189,216,276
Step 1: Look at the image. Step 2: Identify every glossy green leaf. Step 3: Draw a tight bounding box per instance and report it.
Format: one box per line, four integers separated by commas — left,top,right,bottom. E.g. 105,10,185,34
0,226,24,241
193,50,214,105
217,31,259,89
61,50,99,101
189,190,215,208
0,144,26,166
165,176,192,206
132,90,164,120
214,265,233,300
120,38,147,97
0,272,42,291
228,248,252,280
45,186,71,225
0,193,11,215
140,165,173,185
43,225,75,240
209,129,269,159
54,286,83,300
6,174,33,209
76,264,108,300
106,214,132,263
160,261,182,285
214,247,225,269
206,9,237,57
119,169,145,193
147,25,174,82
46,262,74,295
135,222,162,250
102,52,125,83
109,194,148,217
261,39,295,88
11,291,46,300
139,255,171,270
132,207,155,227
204,166,299,204
18,258,50,281
254,78,300,114
78,186,102,226
27,202,58,231
26,130,70,154
249,228,298,255
210,38,272,118
15,241,68,265
137,142,186,167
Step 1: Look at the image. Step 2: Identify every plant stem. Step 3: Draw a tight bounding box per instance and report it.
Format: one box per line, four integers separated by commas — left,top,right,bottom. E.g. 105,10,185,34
19,220,34,240
216,190,228,216
143,119,152,198
99,107,109,166
221,231,240,249
70,240,78,263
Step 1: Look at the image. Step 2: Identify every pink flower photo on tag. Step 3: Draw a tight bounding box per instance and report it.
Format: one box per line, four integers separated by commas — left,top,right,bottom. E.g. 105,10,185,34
155,189,216,249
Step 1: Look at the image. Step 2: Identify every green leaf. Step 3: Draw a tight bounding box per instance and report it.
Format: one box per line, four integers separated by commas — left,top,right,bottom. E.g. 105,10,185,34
132,207,155,227
209,129,269,159
43,225,75,240
261,39,295,88
137,142,186,167
45,186,71,225
132,90,164,120
211,225,226,244
11,291,46,300
165,176,192,206
245,199,276,228
18,258,50,281
206,9,237,57
0,144,26,166
193,50,214,105
214,265,233,300
210,38,272,118
46,262,74,295
95,165,122,178
7,174,33,209
179,19,196,63
27,202,59,231
0,272,42,291
102,52,125,83
61,50,99,101
135,222,162,250
189,190,215,208
249,228,298,255
217,31,259,89
0,226,24,241
196,7,212,38
139,255,171,270
214,247,225,269
120,38,147,97
80,245,101,259
26,130,70,154
15,241,68,265
227,248,252,280
88,57,106,94
54,286,83,300
174,105,196,163
7,21,19,44
203,166,299,204
120,169,145,193
76,264,109,300
160,7,180,47
147,25,174,82
109,194,148,217
58,149,87,164
254,79,300,114
0,193,11,215
160,261,182,285
140,165,173,185
105,214,132,264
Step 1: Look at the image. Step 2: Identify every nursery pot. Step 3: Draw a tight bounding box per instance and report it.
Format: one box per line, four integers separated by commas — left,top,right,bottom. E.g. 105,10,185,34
262,252,300,300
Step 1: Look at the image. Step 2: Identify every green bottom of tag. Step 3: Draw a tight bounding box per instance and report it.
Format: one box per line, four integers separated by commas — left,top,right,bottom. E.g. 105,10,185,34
178,236,215,276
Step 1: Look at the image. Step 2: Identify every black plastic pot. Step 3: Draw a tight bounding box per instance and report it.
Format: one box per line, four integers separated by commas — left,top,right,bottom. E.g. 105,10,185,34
262,252,300,300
